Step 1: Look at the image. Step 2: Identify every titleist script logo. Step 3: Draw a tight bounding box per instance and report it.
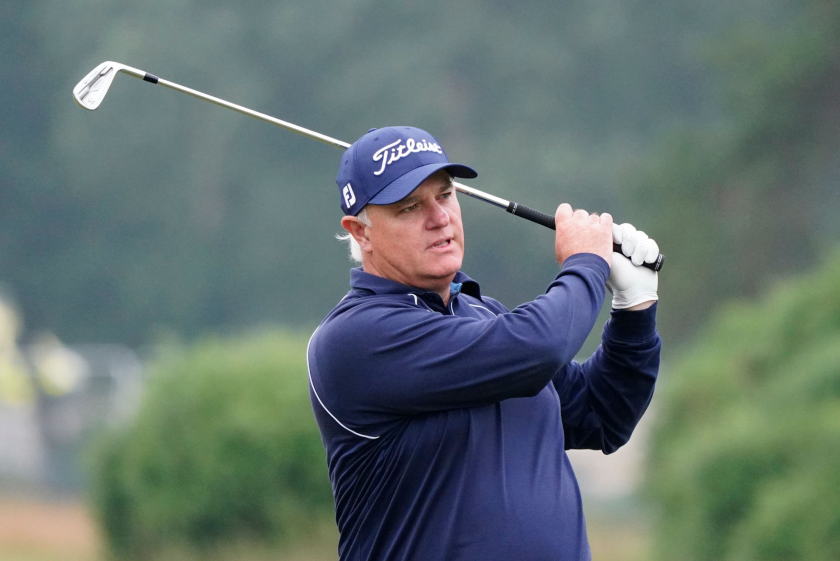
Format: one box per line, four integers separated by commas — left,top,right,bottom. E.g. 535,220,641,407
343,183,356,208
372,138,443,176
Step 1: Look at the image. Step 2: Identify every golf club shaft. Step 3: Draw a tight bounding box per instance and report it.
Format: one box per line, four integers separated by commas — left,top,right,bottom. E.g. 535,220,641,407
154,75,351,150
93,65,664,272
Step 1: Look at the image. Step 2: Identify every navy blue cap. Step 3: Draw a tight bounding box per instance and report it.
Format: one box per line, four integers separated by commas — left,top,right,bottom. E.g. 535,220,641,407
336,126,478,216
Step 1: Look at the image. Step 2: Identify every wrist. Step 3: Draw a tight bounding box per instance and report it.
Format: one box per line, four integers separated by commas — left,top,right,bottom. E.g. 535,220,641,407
606,302,658,341
623,300,655,311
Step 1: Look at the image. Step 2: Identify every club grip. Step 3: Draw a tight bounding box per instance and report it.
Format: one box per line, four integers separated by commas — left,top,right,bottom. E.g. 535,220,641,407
505,202,664,272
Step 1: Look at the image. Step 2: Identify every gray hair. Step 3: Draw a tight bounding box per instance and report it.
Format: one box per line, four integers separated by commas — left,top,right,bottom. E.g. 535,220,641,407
336,207,371,263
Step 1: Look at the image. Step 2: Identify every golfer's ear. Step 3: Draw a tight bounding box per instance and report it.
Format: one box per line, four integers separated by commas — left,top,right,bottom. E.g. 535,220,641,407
341,216,371,247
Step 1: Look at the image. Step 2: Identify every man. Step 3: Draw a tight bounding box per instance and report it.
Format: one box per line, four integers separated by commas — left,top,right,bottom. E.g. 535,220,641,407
308,126,661,561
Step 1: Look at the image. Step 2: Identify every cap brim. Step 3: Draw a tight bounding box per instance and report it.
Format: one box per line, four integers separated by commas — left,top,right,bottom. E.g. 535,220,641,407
368,163,478,206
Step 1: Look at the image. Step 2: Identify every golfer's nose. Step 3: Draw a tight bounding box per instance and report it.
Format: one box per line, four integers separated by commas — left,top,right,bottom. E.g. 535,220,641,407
426,200,450,229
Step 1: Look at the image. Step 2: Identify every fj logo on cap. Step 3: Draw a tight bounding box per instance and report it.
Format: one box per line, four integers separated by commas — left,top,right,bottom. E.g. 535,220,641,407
372,138,443,176
342,183,356,208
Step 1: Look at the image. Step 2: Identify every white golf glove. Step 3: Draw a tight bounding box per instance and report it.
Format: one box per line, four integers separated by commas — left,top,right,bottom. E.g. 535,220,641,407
607,223,659,310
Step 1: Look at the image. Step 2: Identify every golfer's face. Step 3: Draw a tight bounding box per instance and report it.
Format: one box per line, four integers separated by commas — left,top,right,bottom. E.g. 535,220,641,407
366,171,464,291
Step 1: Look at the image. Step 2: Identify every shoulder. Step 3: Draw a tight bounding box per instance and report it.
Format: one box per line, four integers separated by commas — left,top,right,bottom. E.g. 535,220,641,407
457,292,510,316
323,290,430,326
309,292,430,360
478,295,510,315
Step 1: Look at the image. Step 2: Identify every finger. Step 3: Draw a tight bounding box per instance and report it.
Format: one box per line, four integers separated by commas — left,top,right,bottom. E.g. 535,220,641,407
620,223,637,256
555,203,573,223
589,212,601,223
645,239,660,264
600,212,613,227
573,209,589,219
631,230,649,266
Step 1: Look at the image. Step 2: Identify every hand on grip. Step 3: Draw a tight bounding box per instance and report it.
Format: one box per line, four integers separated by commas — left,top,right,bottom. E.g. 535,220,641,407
607,223,659,310
505,201,664,271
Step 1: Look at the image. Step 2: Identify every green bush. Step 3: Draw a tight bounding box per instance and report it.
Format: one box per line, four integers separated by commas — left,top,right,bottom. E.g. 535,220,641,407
88,329,334,559
647,249,840,560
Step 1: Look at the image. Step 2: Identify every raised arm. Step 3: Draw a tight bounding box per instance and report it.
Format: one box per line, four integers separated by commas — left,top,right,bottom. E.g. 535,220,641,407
554,304,660,453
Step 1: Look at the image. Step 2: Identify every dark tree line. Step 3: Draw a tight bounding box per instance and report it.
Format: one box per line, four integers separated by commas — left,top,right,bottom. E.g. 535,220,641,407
1,0,836,346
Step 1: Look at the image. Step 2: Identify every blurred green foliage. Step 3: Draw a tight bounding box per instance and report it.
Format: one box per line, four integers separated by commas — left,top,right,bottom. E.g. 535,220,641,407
648,248,840,560
89,330,334,559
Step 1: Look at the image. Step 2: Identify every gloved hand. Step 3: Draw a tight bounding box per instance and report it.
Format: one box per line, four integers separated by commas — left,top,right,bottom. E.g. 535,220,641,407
607,223,659,310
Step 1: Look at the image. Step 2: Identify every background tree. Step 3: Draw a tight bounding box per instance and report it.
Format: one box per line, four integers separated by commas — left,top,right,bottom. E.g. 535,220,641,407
648,246,840,559
626,0,840,339
90,330,334,558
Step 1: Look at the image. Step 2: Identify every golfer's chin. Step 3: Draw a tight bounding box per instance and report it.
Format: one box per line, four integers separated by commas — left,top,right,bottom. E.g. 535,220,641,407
421,252,463,285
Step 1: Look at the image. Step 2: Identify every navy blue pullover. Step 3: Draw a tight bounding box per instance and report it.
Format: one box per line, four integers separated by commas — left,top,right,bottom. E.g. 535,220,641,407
307,253,660,561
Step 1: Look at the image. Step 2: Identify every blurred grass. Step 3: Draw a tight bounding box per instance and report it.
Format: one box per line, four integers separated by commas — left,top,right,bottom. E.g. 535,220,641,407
587,515,651,561
0,498,649,561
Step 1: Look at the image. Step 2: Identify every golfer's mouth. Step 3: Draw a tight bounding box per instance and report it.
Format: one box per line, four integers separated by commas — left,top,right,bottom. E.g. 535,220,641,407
429,238,452,250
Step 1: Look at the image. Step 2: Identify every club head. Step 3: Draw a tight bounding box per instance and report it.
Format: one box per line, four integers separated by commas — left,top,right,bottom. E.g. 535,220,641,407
72,61,125,110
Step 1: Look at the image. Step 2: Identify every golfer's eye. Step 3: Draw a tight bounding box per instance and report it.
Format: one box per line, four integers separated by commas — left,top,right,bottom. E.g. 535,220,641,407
402,203,419,213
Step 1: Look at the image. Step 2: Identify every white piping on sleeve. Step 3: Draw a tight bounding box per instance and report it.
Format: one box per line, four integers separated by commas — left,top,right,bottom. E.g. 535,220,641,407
468,304,497,316
306,328,380,441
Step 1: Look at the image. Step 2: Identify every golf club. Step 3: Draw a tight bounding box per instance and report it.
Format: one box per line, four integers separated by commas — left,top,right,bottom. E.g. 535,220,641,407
73,61,664,271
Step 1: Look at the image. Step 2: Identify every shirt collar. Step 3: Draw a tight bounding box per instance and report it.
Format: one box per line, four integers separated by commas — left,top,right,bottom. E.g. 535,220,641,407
349,267,483,300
